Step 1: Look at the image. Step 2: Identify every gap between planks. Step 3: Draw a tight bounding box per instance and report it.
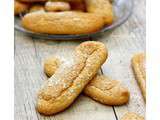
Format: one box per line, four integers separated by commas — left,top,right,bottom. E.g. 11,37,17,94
101,68,119,120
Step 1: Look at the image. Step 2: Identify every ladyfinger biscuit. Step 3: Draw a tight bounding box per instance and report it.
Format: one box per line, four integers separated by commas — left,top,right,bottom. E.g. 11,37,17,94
45,1,71,12
37,41,108,115
22,11,105,34
14,0,29,15
29,4,44,12
44,57,60,77
85,0,114,25
43,58,129,105
121,112,144,120
84,75,129,105
132,53,146,101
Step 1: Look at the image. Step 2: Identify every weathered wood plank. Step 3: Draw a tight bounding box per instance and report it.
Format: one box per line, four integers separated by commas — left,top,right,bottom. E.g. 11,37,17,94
15,0,145,119
15,32,42,120
99,0,146,119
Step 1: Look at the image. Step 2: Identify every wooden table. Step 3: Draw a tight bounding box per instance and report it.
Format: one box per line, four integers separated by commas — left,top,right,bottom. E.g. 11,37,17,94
15,0,145,119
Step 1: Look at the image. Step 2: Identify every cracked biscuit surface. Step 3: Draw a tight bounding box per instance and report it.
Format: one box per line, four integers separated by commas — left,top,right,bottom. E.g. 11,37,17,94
37,41,108,115
22,11,105,34
132,53,146,101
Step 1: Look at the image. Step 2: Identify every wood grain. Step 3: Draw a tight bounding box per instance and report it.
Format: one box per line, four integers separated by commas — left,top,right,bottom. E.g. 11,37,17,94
97,0,146,119
15,34,116,120
15,0,145,119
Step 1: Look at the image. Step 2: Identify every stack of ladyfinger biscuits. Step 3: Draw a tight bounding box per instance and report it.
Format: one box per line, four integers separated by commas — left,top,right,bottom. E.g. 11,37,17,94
37,41,130,115
35,41,145,119
14,0,114,34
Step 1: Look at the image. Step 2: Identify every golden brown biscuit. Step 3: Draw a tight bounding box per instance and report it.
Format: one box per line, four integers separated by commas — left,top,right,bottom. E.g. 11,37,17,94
84,75,129,105
45,1,71,12
85,0,114,25
44,57,60,77
14,0,29,15
132,53,146,101
43,58,129,105
29,4,44,12
37,41,108,115
121,112,144,120
22,11,105,34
